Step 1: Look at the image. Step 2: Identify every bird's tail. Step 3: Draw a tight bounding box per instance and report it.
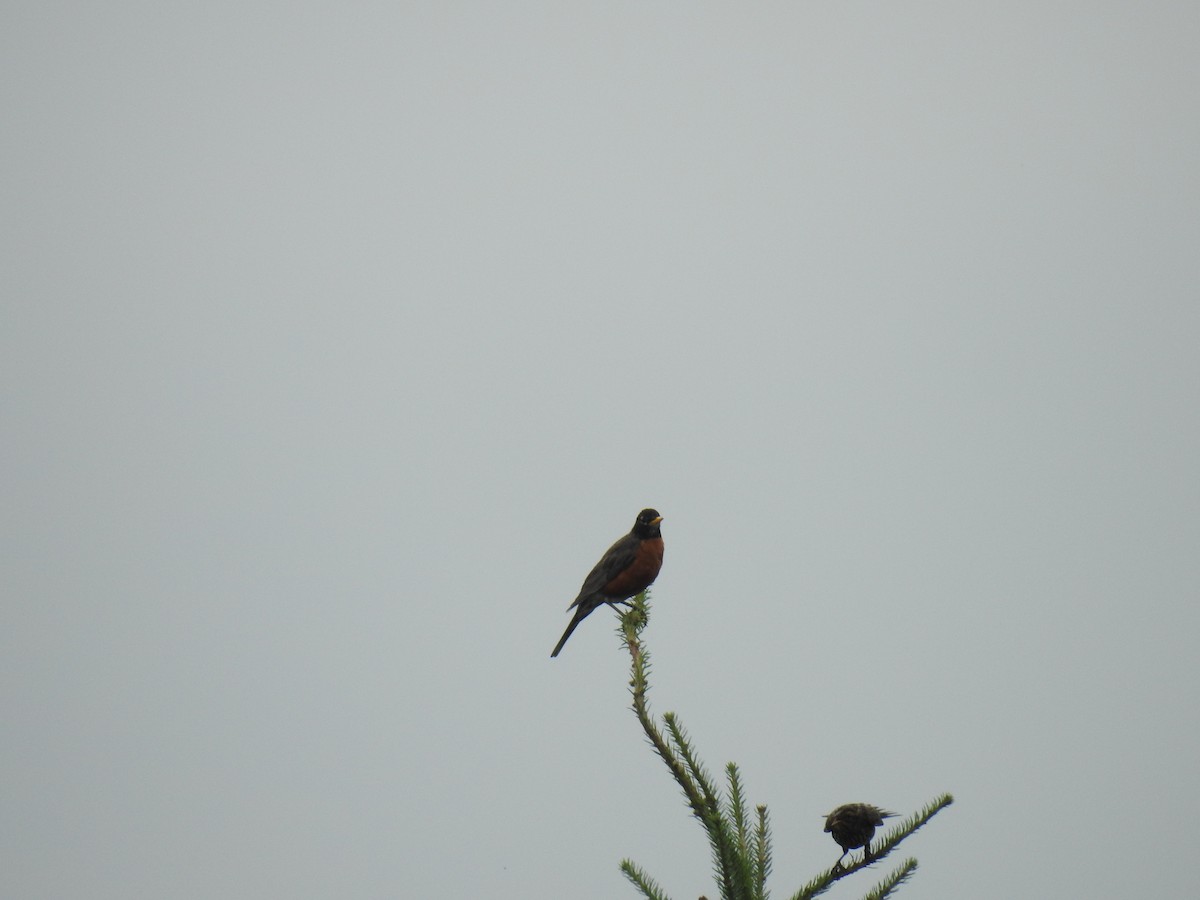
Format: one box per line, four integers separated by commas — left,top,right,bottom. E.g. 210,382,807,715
550,602,593,658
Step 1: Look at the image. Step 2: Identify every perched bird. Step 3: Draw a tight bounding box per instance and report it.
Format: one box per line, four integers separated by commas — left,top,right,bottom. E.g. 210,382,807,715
551,508,664,658
824,803,897,868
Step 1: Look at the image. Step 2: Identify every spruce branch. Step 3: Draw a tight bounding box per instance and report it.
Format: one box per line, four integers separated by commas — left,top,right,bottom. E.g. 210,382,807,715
726,764,752,858
861,859,919,900
621,594,706,822
752,805,772,900
621,859,676,900
664,715,723,819
720,764,758,900
662,716,750,900
871,794,955,861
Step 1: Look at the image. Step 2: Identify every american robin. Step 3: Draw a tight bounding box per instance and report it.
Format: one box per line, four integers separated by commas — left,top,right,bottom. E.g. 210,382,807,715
824,803,897,868
550,508,664,658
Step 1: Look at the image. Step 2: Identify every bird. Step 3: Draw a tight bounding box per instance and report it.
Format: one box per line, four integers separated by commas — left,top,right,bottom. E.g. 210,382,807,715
550,508,664,658
824,803,897,869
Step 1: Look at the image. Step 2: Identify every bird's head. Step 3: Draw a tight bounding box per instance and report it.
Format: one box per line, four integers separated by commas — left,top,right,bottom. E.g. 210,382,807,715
632,508,663,537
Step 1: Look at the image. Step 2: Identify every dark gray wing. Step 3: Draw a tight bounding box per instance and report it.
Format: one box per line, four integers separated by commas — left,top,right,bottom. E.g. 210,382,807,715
567,532,639,609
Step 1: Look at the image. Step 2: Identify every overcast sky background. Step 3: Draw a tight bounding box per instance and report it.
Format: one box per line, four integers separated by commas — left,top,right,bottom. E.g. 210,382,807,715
3,3,1198,899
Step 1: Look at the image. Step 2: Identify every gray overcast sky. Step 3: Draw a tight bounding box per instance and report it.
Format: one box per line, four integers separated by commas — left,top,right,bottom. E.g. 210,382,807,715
3,3,1198,899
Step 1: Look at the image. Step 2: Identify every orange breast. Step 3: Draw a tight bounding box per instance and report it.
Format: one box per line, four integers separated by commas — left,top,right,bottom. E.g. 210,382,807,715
601,537,664,598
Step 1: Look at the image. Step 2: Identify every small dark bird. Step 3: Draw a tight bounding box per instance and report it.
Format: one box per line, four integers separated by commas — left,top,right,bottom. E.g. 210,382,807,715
551,508,664,658
824,803,897,869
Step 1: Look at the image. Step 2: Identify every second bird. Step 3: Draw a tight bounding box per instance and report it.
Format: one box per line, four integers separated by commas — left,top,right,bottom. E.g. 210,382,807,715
824,803,897,868
550,508,664,658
